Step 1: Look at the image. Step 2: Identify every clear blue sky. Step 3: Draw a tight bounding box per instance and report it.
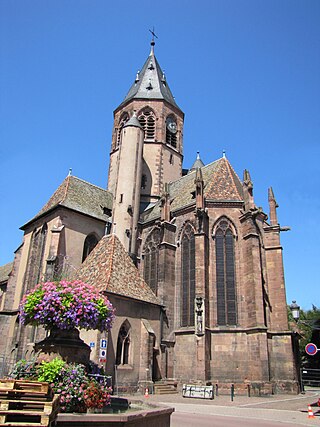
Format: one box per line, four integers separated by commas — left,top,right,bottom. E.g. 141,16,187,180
1,0,319,310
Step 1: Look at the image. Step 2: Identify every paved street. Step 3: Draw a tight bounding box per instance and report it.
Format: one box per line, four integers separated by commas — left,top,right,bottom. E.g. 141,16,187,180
141,388,320,426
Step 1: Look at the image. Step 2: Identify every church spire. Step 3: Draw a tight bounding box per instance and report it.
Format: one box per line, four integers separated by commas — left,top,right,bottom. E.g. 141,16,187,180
119,38,181,111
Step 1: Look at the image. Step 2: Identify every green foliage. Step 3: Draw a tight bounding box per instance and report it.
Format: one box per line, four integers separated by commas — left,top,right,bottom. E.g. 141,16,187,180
9,358,112,413
9,357,38,379
288,304,320,362
37,357,66,383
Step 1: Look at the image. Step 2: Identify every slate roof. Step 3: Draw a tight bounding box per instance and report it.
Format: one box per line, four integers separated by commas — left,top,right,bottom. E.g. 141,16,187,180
120,44,181,111
0,262,13,284
189,152,205,172
76,234,161,306
141,157,243,223
22,176,113,229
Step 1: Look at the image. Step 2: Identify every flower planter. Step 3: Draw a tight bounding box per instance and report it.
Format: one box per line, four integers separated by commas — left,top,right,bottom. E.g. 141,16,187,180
34,327,91,364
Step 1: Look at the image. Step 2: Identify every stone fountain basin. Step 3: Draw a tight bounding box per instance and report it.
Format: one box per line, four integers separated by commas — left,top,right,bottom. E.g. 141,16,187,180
56,399,174,427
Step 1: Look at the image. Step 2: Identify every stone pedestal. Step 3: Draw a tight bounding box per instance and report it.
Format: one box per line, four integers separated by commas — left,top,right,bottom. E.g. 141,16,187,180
34,328,91,364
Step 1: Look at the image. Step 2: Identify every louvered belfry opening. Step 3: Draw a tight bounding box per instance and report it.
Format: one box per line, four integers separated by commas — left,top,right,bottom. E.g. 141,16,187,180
116,112,129,147
181,224,196,327
138,109,155,140
143,229,161,295
215,220,237,325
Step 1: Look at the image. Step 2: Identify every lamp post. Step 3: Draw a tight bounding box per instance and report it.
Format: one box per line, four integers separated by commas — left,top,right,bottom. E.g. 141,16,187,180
289,300,300,322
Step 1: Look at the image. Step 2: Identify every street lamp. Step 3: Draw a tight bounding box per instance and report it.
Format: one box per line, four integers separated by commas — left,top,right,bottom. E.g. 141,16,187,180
290,300,300,322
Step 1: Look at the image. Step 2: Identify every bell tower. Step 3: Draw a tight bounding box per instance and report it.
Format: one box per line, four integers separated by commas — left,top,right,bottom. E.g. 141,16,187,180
107,38,184,254
108,38,184,213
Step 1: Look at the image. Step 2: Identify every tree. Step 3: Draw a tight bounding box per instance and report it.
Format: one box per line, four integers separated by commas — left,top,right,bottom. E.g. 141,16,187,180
288,304,320,366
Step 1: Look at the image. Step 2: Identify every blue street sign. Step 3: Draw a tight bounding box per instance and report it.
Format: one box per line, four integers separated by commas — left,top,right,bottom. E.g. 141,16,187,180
305,343,318,356
100,339,107,348
89,342,95,348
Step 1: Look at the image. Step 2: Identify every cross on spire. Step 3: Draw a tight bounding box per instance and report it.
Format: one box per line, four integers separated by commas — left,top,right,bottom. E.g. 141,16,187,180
149,27,158,48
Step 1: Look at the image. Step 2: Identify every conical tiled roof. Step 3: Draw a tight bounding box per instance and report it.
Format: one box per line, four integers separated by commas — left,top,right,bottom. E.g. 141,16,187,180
189,152,205,172
21,176,113,229
141,157,244,223
77,234,161,305
120,43,181,111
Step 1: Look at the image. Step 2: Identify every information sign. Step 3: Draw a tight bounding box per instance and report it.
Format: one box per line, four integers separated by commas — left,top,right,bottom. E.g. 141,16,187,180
100,339,107,348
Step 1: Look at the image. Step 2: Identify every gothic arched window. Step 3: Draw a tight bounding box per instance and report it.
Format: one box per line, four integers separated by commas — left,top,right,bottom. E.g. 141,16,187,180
82,234,99,262
138,109,155,140
214,220,237,325
143,228,161,295
181,224,195,327
116,320,131,365
116,112,129,147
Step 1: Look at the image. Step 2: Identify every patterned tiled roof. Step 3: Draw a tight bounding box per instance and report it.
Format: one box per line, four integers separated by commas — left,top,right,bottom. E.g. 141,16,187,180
22,176,113,228
76,234,161,305
0,262,13,284
141,157,243,222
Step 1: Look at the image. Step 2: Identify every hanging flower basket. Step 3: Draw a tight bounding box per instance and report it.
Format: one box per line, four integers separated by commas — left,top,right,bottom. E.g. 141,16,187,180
19,280,115,332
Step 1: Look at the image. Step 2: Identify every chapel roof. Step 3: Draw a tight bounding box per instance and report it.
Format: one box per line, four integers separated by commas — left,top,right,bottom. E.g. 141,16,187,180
141,156,243,223
0,262,13,285
76,234,161,306
119,41,181,111
21,175,113,229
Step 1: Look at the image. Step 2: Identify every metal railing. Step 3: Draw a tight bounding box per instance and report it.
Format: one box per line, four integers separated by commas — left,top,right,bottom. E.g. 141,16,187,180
301,368,320,390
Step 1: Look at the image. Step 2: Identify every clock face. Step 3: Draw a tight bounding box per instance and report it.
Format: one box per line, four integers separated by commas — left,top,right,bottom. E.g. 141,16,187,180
166,118,177,134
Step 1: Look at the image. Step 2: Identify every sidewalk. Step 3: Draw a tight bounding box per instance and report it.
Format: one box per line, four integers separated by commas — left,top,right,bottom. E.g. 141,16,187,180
138,388,320,426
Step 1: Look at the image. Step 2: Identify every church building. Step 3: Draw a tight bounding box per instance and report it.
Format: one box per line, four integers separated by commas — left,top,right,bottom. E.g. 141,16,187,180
0,39,297,393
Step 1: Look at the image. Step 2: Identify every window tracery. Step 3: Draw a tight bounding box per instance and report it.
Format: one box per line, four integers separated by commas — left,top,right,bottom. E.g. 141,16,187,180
116,321,131,365
181,224,195,327
143,228,161,295
214,219,237,325
138,109,155,140
116,113,129,147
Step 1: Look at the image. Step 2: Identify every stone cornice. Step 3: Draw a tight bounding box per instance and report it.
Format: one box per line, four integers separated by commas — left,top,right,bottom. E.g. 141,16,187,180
265,245,283,251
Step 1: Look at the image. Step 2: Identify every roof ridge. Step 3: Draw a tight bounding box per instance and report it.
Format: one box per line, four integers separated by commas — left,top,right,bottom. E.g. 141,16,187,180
105,234,116,285
68,175,110,194
223,157,243,199
201,158,225,196
61,175,71,204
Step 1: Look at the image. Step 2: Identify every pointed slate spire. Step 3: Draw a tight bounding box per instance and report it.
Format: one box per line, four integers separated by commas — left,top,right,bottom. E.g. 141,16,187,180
268,187,279,225
189,152,205,173
121,39,181,110
123,110,142,129
243,169,254,211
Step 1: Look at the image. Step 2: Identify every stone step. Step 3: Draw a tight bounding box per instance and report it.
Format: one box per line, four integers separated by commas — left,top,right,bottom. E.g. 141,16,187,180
154,384,178,395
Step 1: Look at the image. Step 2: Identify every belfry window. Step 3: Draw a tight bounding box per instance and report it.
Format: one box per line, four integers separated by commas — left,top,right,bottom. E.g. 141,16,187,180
138,109,155,140
82,234,99,262
166,116,177,148
181,224,195,327
116,113,129,147
143,228,161,295
116,321,131,365
215,220,237,325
